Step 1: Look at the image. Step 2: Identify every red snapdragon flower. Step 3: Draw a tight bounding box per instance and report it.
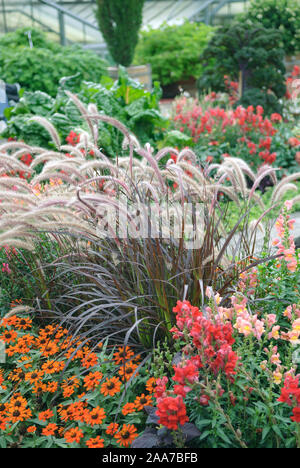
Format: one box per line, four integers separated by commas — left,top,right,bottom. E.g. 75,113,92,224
172,360,199,386
156,395,188,430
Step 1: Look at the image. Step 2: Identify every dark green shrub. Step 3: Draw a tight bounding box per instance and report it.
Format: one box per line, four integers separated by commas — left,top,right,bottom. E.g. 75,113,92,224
95,0,145,66
198,21,286,114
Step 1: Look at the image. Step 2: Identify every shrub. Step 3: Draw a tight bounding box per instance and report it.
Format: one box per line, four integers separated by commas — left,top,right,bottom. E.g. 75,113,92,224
134,21,214,87
0,27,57,50
198,21,286,115
95,0,145,66
0,28,107,97
241,0,300,55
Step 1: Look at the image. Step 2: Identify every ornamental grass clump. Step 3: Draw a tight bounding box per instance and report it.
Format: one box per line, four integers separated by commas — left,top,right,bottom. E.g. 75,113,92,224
0,96,300,351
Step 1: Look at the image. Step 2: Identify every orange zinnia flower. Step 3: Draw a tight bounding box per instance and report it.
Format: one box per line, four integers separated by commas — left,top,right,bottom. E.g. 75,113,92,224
32,381,47,394
7,368,25,382
1,315,19,328
40,341,59,357
0,415,8,430
62,376,80,398
38,409,54,421
59,406,75,423
62,376,80,389
118,361,138,381
15,317,32,330
100,377,121,396
106,422,119,435
42,360,64,374
0,329,18,344
65,401,88,424
46,381,59,393
27,425,36,433
113,346,134,365
42,423,58,436
7,406,32,423
7,396,28,414
122,403,136,416
86,436,105,448
83,371,103,391
62,385,76,398
19,334,35,347
146,377,157,394
85,406,106,426
114,424,138,447
81,352,98,369
25,370,44,385
64,427,84,444
134,394,153,411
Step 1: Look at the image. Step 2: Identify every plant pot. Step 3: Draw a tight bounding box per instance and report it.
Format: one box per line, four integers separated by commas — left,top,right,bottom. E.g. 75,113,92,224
107,64,152,91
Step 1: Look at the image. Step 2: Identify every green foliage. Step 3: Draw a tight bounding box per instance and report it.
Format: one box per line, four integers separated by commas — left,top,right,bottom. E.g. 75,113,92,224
3,68,167,157
0,27,57,50
241,0,300,55
158,130,193,149
95,0,145,66
0,28,107,97
220,182,300,233
198,21,286,115
134,21,214,86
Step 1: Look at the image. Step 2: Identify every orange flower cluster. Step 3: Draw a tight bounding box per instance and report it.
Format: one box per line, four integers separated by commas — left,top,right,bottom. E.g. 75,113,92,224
0,315,156,448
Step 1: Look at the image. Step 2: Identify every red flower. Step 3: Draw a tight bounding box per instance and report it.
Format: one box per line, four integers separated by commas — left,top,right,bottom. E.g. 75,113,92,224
270,113,282,122
291,407,300,423
20,153,33,166
156,395,188,430
278,377,300,406
66,131,80,146
172,360,199,386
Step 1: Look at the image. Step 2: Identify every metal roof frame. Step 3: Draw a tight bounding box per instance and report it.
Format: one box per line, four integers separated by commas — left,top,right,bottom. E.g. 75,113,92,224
0,0,249,48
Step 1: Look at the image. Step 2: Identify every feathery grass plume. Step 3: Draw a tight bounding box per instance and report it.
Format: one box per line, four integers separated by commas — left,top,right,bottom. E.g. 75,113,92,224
30,151,72,169
219,157,248,198
271,172,300,204
30,116,61,149
1,305,33,324
272,183,298,204
0,154,32,173
65,91,96,143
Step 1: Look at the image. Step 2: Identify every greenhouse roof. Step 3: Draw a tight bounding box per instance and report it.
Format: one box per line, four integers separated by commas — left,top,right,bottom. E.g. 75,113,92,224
0,0,249,49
